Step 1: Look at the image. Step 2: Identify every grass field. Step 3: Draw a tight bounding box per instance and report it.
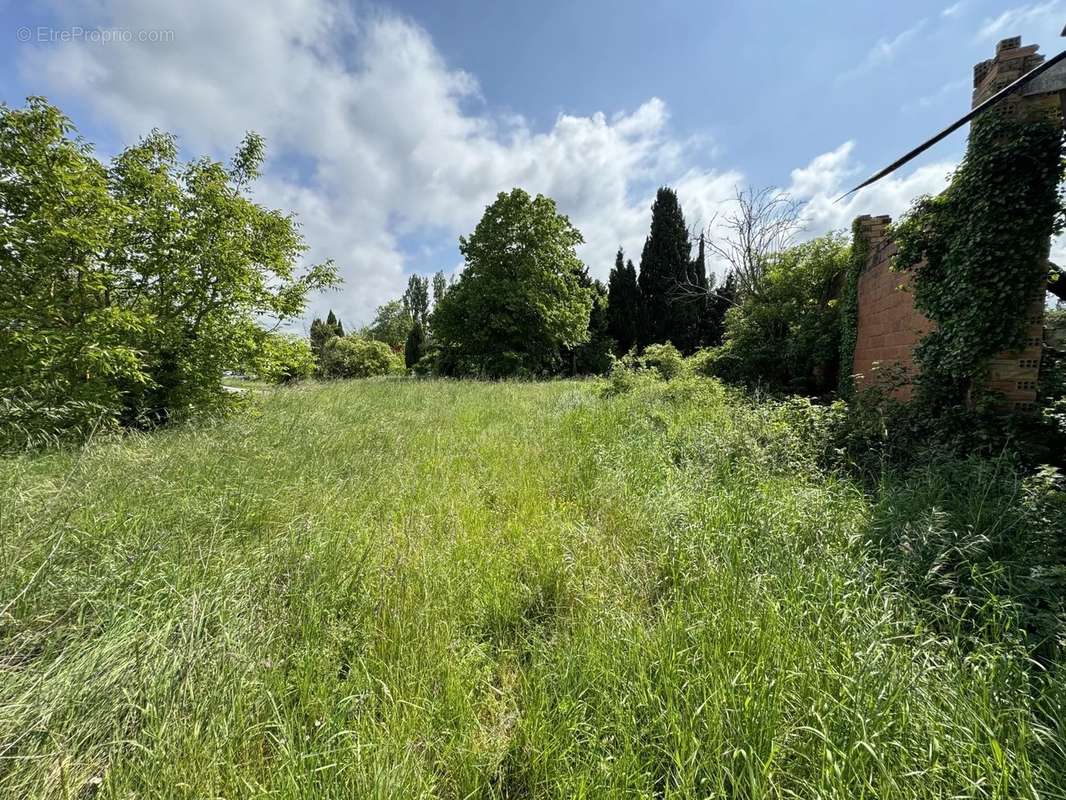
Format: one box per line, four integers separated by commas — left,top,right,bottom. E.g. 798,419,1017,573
1,378,1063,798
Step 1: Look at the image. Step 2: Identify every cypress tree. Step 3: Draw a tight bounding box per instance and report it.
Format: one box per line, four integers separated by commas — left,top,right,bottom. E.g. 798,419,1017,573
705,270,737,347
607,248,640,355
309,316,333,359
325,309,344,338
637,187,691,350
569,276,613,375
679,233,709,352
404,320,425,369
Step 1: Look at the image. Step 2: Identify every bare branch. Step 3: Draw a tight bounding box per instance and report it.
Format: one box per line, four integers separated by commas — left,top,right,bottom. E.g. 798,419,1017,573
702,187,805,299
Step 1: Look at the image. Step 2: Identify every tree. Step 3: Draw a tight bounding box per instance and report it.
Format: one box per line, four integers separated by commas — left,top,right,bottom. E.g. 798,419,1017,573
106,128,337,424
403,275,431,328
712,234,849,394
405,321,426,369
431,188,592,377
325,310,344,338
0,98,337,444
680,233,710,352
566,275,613,375
432,271,448,306
310,309,343,360
637,187,692,351
607,248,640,355
0,98,134,445
704,186,804,300
704,270,737,348
365,299,413,350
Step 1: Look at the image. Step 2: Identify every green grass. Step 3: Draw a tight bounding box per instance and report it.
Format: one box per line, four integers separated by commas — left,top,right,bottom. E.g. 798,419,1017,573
1,377,1063,798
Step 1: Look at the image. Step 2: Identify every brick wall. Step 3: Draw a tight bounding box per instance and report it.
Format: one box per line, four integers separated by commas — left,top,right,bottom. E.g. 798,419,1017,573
850,36,1060,411
850,216,931,400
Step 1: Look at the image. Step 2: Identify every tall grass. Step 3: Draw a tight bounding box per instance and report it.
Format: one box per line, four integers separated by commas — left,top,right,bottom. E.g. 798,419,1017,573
0,377,1062,798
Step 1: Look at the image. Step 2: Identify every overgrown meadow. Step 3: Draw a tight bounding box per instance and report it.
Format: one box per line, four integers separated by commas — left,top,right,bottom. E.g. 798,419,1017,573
2,377,1063,798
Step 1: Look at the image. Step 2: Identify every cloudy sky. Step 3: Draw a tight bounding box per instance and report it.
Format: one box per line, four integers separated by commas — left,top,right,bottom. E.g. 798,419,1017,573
2,0,1063,329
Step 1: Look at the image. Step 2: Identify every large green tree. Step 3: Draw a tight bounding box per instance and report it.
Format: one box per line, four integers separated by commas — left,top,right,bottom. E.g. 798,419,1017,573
0,98,336,443
637,187,692,351
431,188,592,377
607,248,640,355
364,299,413,350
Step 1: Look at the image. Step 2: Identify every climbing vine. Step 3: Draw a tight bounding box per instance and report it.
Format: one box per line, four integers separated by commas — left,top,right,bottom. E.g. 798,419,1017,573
837,217,869,396
893,107,1065,406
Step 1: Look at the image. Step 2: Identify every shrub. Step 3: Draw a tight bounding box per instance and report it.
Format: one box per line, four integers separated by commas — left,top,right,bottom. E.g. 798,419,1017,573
320,336,403,379
686,347,718,378
640,343,684,380
249,333,315,384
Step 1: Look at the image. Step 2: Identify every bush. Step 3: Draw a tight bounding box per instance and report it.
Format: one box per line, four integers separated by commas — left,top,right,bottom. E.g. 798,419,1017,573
249,333,315,384
320,336,403,379
640,343,684,380
686,347,718,378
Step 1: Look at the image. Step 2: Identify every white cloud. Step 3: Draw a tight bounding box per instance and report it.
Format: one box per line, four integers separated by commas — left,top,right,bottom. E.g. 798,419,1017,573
977,1,1062,40
26,0,731,326
788,141,956,234
21,0,963,325
842,19,928,80
942,1,966,17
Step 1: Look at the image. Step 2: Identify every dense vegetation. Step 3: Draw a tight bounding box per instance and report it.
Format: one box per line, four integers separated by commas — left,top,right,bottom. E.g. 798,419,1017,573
2,87,1066,799
0,100,336,449
894,107,1065,408
2,376,1063,798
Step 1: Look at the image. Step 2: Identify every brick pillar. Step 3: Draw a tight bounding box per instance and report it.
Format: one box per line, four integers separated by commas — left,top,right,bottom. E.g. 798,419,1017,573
972,38,1063,411
854,214,892,266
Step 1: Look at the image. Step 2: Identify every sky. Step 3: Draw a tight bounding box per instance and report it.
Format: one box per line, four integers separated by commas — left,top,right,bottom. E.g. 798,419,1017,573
2,0,1064,330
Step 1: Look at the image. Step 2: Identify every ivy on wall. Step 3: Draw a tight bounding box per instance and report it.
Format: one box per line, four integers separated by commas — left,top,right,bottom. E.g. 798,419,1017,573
837,218,869,396
892,107,1065,405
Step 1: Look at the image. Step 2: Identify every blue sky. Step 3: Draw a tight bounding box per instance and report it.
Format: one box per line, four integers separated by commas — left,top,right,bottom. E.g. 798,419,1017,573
2,0,1063,327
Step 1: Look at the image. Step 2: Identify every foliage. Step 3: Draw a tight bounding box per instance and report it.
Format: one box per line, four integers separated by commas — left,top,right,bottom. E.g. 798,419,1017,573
837,218,869,396
0,99,139,446
364,299,413,350
431,188,592,377
0,98,337,447
431,271,449,305
701,269,736,349
566,276,614,375
606,248,640,355
710,233,851,395
248,332,315,384
319,336,403,379
405,321,426,370
403,275,431,328
639,342,685,380
893,109,1065,406
310,309,344,361
637,187,693,350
